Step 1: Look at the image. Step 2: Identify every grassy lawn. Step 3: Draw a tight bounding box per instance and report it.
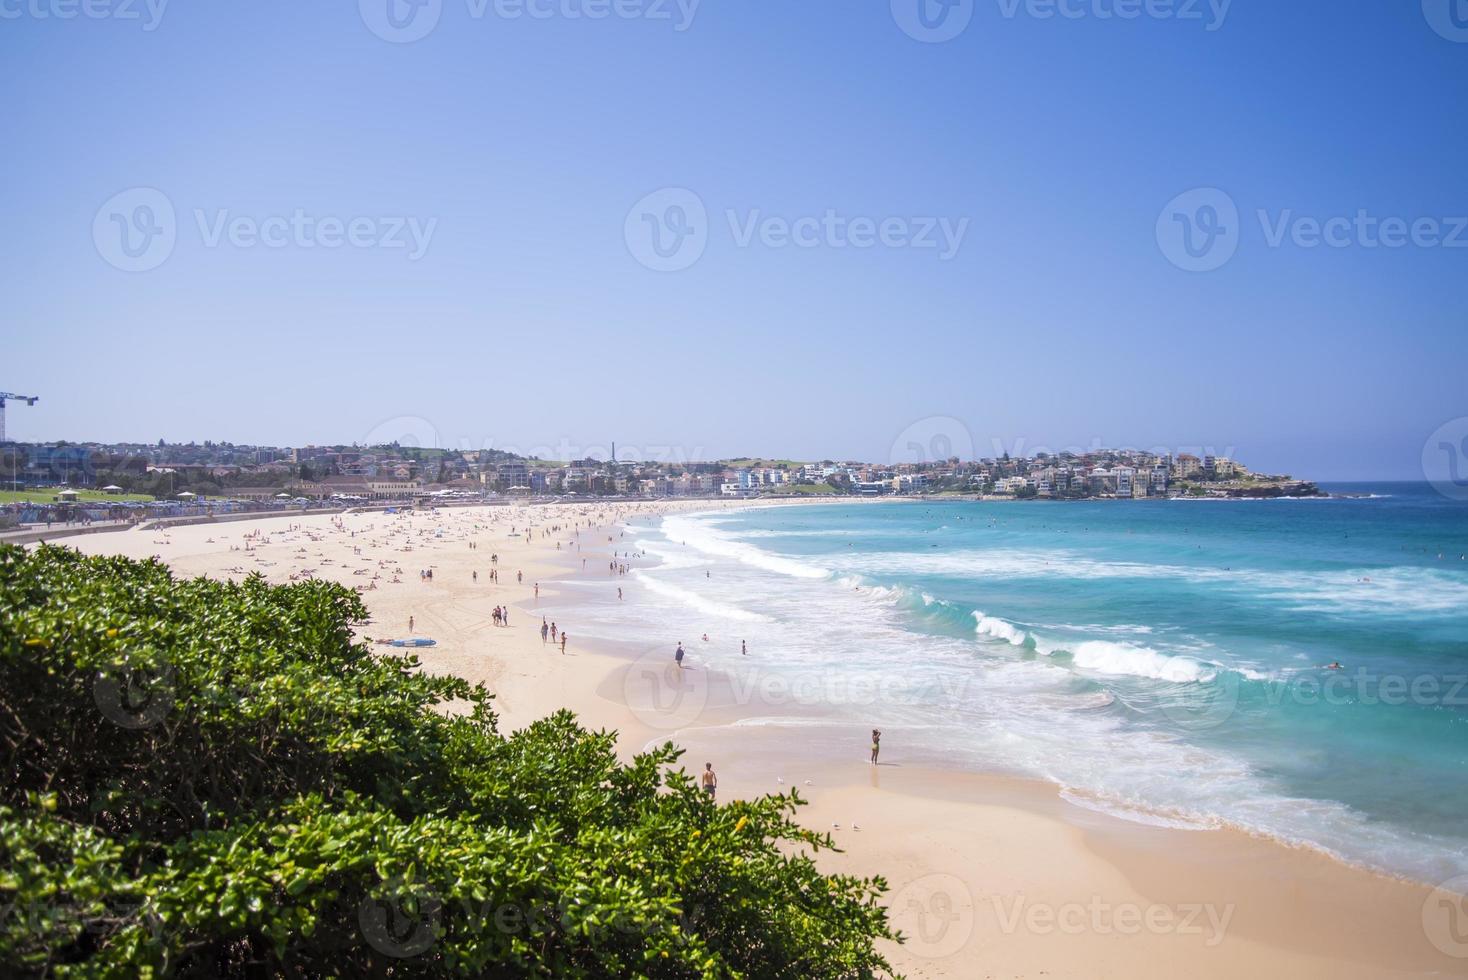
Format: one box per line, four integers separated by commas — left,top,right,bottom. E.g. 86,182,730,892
0,488,154,504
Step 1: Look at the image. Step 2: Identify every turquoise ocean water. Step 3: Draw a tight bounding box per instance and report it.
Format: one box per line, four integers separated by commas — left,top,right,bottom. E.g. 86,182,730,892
550,484,1468,884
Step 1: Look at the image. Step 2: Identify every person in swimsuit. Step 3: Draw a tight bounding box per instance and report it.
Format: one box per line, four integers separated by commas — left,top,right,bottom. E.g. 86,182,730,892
701,763,717,801
675,642,685,668
870,729,882,765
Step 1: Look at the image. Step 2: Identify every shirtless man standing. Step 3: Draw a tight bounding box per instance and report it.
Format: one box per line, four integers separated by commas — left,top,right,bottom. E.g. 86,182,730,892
701,763,718,801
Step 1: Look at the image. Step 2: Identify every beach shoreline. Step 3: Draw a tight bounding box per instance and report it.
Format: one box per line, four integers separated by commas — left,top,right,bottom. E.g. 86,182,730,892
50,500,1468,978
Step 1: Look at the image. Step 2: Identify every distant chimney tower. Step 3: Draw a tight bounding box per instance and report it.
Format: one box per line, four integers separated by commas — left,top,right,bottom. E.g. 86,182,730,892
612,441,616,464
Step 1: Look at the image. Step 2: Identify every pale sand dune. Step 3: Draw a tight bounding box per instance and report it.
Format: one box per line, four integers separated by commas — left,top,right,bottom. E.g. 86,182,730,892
55,502,1467,978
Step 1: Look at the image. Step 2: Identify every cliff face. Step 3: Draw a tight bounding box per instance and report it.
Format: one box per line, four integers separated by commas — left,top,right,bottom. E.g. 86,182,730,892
1223,481,1326,499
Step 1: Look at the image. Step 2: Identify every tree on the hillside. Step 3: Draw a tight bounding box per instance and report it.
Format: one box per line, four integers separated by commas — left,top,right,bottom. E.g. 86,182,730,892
0,545,900,978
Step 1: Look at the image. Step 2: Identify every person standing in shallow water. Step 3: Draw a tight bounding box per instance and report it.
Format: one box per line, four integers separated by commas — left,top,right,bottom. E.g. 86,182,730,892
870,729,881,765
675,642,685,668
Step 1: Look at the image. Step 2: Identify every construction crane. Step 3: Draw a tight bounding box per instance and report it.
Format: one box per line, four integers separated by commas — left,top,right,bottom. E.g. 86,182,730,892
0,392,39,443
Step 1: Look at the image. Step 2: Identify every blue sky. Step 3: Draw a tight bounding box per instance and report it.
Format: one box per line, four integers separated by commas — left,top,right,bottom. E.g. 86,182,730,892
2,0,1465,479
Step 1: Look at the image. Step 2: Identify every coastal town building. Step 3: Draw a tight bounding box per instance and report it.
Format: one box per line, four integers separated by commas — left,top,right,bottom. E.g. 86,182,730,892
0,439,1312,505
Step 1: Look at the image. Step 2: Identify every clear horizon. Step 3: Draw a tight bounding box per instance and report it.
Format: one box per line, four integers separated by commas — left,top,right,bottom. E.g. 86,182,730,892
3,1,1465,484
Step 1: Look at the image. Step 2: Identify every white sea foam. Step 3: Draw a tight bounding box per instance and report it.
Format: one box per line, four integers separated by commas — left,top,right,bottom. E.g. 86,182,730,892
964,612,1219,684
727,715,843,728
972,610,1029,647
563,510,1468,884
835,549,1468,616
631,570,772,623
1058,790,1221,831
1066,641,1217,683
662,515,829,579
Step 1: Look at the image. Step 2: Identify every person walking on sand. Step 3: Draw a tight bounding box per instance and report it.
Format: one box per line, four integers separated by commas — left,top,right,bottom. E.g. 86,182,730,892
409,615,415,632
870,729,882,765
541,618,549,643
701,763,718,801
560,632,567,654
675,642,685,668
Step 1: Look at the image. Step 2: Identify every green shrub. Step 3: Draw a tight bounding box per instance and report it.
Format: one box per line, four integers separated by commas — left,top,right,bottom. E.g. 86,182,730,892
0,545,898,978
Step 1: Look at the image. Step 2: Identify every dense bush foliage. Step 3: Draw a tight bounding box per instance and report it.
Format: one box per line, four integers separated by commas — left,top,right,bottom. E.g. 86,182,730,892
0,544,897,977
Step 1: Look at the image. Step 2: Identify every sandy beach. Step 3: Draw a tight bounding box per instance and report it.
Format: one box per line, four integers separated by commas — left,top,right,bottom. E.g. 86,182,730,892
53,501,1467,979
